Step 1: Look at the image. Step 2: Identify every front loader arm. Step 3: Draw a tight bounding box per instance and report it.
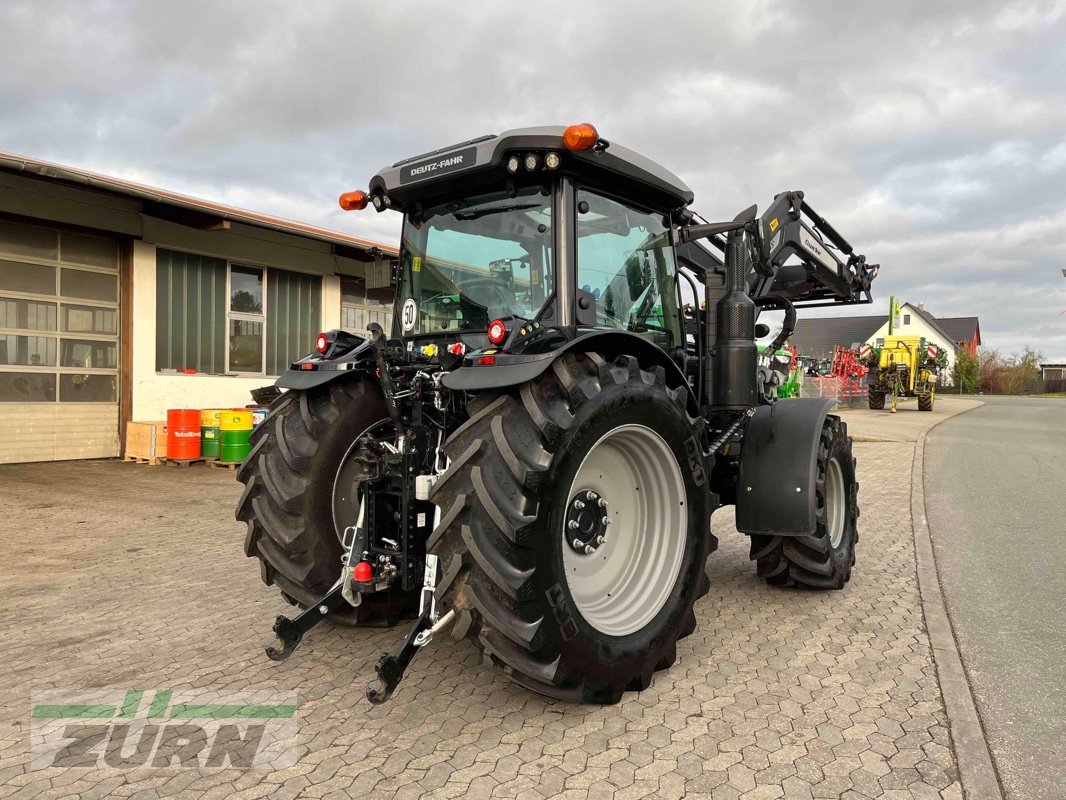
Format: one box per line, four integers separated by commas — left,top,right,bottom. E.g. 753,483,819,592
748,190,878,308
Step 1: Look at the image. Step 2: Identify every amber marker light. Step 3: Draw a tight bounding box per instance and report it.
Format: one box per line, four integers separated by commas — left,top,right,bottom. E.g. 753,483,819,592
339,190,369,211
563,123,599,151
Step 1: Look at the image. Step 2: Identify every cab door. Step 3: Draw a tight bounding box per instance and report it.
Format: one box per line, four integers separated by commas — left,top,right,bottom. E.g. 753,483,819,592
574,189,682,351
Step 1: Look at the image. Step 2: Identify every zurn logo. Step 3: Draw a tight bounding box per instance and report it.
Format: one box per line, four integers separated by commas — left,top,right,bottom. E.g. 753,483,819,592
31,689,297,770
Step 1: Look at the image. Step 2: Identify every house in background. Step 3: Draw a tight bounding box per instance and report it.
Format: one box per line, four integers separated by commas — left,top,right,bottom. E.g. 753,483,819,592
0,150,396,465
934,316,981,357
1041,363,1066,382
788,302,981,385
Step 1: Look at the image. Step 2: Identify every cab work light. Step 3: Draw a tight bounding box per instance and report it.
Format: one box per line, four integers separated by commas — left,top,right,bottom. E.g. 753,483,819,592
339,190,369,211
563,123,598,151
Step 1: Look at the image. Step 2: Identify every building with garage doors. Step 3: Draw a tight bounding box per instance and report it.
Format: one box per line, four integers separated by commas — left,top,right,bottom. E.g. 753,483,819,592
0,150,395,465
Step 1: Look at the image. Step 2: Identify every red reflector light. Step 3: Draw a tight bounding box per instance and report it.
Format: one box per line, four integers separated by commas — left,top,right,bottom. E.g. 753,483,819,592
563,122,599,151
476,355,496,366
353,561,373,582
315,333,329,353
487,319,507,344
300,363,315,371
339,190,369,211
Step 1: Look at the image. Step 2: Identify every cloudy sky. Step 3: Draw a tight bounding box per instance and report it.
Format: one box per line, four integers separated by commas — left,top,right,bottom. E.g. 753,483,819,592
2,1,1064,358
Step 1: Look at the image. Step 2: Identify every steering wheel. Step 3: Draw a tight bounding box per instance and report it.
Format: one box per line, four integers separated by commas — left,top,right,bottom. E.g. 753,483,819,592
458,277,513,311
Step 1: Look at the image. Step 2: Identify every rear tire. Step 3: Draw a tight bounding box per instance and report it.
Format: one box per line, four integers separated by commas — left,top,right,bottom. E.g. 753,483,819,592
236,380,418,626
918,393,933,411
428,353,716,703
748,416,858,589
868,386,885,410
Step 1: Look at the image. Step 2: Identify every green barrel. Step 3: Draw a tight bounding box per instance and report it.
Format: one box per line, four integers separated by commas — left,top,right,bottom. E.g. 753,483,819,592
201,426,220,459
219,428,251,463
219,409,254,463
200,409,225,460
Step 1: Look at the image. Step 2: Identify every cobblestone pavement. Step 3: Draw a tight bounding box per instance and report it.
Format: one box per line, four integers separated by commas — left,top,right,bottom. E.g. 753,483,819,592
0,441,961,799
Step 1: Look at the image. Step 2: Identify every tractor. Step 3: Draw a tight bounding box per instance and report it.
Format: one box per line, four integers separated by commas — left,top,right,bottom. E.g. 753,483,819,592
758,345,802,399
237,124,880,704
864,337,944,411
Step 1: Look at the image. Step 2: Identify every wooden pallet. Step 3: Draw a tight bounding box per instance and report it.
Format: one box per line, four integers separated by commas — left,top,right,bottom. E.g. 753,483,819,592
165,458,205,468
207,460,240,471
122,454,165,466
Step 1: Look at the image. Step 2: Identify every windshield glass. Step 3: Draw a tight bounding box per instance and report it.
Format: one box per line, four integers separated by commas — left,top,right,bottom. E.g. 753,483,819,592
397,185,553,336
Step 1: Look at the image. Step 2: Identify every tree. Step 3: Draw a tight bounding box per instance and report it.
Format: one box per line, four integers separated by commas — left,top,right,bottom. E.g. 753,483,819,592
952,350,980,393
977,348,1005,393
975,346,1044,394
1013,346,1044,393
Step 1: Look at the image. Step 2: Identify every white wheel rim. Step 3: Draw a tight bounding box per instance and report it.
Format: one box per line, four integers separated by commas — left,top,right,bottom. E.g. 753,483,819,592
561,424,687,637
826,456,846,549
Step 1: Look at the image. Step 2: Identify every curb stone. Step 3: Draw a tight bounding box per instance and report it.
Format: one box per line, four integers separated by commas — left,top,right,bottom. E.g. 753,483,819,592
910,403,1004,800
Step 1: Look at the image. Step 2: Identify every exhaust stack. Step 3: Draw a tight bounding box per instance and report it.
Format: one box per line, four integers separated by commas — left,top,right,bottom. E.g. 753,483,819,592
711,212,757,409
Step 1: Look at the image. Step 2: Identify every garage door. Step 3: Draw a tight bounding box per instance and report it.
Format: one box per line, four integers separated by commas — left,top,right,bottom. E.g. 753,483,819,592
0,220,121,464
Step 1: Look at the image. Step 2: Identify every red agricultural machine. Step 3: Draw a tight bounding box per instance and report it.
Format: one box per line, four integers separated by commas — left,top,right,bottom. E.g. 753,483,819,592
805,345,868,405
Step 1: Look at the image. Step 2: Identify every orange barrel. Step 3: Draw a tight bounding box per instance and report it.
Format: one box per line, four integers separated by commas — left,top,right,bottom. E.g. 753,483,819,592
167,409,202,460
219,409,254,463
200,409,224,460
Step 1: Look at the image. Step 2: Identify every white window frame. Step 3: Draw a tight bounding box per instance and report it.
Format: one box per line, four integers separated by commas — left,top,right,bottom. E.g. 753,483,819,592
0,229,120,404
225,264,267,375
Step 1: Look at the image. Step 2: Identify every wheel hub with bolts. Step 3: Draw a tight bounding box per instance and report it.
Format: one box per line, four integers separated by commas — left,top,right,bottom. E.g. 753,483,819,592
566,490,611,555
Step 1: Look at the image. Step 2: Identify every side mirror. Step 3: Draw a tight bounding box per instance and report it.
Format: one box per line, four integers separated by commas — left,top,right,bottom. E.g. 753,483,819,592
755,323,771,338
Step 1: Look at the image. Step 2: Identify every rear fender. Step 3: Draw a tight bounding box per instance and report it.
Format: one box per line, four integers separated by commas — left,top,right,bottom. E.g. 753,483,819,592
275,336,375,391
441,330,699,415
735,397,836,536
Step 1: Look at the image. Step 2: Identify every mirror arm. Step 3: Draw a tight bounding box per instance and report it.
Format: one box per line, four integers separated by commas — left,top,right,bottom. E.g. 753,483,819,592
674,204,758,245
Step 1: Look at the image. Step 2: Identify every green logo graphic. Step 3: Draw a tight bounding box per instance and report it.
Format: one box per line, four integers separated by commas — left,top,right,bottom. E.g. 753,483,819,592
31,690,297,770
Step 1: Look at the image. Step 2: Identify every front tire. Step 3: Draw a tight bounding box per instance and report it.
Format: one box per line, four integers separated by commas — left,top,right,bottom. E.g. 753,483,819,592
918,392,933,411
428,353,716,703
749,416,858,589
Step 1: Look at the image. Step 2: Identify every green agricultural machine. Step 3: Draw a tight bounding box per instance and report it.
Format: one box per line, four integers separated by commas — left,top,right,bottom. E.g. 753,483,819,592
238,124,879,703
865,336,946,412
758,346,802,399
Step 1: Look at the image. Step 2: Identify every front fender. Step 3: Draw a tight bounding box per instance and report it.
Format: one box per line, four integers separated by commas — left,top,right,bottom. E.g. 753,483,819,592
735,397,836,536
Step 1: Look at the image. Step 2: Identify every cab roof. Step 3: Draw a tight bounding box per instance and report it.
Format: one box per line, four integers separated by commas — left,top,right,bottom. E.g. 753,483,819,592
368,126,694,213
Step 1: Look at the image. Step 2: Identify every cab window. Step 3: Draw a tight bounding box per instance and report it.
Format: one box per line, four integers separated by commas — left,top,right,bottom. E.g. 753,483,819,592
576,190,680,348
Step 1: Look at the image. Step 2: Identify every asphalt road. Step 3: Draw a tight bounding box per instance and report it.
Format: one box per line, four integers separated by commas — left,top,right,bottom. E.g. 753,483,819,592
925,395,1066,799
